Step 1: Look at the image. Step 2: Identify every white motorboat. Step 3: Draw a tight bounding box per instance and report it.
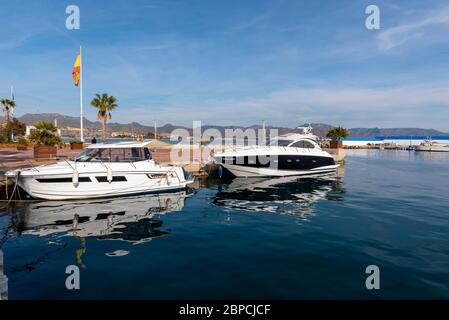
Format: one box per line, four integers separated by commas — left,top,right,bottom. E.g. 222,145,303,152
211,126,339,177
415,138,449,152
5,140,194,200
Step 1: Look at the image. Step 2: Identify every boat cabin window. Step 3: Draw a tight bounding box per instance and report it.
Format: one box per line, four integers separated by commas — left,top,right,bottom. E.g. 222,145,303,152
269,139,293,147
290,140,316,148
74,147,152,162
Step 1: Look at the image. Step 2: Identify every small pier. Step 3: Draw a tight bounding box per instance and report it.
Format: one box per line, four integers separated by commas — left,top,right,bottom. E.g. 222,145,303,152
323,148,345,163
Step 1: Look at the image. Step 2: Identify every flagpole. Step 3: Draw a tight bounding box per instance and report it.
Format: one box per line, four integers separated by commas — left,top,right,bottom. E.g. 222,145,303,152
80,45,84,142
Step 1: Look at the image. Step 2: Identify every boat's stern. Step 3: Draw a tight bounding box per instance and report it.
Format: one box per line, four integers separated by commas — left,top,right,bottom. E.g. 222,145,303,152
209,148,239,165
182,168,195,185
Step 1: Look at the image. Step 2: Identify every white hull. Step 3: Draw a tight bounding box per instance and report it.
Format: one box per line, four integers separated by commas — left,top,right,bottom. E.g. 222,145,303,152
17,176,192,200
7,160,194,200
222,164,339,177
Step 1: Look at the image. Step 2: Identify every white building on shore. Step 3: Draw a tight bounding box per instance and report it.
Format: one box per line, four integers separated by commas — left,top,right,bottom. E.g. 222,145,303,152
381,136,449,146
341,137,383,147
341,136,449,147
25,125,61,137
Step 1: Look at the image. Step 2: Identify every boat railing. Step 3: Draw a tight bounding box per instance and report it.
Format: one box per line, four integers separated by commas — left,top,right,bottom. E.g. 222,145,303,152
25,161,40,172
64,160,76,170
224,144,318,154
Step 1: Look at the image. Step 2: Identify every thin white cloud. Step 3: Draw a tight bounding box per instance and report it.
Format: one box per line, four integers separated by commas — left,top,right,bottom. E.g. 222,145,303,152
122,86,449,131
17,84,449,131
141,1,180,9
0,34,32,50
227,13,270,32
135,44,174,51
378,6,449,51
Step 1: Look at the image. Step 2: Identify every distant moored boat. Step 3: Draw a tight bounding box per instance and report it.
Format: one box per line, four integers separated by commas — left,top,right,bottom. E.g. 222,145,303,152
415,137,449,152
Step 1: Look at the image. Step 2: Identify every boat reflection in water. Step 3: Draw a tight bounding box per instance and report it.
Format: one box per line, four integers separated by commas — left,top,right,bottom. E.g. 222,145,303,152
14,191,189,244
213,171,344,220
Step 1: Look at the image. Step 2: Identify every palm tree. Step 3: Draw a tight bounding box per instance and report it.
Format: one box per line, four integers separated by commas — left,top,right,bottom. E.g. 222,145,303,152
326,126,349,140
90,93,118,143
28,121,63,146
1,98,16,123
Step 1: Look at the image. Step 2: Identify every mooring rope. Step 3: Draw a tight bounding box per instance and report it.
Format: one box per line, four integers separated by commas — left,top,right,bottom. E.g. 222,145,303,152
6,172,20,205
5,176,8,201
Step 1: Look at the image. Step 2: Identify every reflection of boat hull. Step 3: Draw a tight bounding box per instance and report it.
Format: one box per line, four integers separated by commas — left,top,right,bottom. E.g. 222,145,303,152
15,192,188,242
213,175,343,217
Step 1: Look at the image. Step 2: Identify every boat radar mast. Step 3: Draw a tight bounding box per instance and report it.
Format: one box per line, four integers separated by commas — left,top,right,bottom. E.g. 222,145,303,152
296,124,313,135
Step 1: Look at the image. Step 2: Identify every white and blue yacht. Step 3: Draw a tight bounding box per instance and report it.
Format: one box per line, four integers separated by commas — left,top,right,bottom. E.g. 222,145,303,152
212,127,338,177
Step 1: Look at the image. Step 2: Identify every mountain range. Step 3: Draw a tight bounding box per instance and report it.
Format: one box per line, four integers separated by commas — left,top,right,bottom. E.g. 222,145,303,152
1,113,449,138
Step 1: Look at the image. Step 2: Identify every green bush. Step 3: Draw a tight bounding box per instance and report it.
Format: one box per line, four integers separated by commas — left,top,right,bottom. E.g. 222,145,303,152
28,121,63,147
0,130,8,143
6,118,26,137
17,136,29,146
0,118,26,143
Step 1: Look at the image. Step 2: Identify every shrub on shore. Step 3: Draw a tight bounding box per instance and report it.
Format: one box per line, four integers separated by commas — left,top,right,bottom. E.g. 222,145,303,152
326,126,349,140
28,121,63,147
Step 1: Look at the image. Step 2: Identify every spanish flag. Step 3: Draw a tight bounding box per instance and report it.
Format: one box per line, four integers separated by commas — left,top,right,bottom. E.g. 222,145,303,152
72,52,81,86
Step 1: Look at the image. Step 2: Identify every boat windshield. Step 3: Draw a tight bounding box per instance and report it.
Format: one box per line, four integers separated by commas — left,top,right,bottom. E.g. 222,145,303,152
73,147,151,162
269,139,293,147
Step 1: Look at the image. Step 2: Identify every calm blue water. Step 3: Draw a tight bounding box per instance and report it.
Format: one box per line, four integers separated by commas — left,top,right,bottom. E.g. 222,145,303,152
1,150,449,299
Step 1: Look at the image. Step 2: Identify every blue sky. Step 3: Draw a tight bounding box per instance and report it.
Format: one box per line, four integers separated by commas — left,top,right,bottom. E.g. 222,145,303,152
1,0,449,130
